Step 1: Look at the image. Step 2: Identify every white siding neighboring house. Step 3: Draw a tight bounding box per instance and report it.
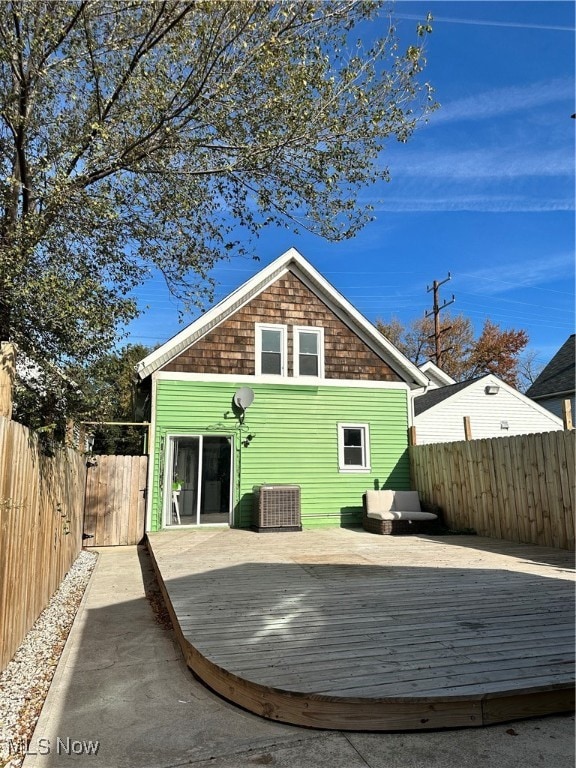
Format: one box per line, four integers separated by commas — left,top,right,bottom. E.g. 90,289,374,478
413,372,563,445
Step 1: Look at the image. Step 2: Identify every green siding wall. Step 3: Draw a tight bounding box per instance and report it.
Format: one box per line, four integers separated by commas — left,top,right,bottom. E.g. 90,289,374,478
151,379,410,531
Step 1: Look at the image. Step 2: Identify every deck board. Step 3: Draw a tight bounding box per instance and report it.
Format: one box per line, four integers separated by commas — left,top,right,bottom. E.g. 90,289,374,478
147,527,574,730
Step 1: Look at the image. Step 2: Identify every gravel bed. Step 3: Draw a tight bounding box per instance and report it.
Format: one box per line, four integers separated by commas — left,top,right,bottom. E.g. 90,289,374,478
0,550,98,768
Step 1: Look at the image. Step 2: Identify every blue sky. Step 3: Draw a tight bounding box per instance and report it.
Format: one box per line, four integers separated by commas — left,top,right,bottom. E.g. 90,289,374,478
124,1,575,372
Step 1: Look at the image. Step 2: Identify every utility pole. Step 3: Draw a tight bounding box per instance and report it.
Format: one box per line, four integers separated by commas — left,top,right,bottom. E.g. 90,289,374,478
425,273,455,367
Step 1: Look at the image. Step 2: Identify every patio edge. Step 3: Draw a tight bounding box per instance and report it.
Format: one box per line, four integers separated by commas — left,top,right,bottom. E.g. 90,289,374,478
146,536,574,731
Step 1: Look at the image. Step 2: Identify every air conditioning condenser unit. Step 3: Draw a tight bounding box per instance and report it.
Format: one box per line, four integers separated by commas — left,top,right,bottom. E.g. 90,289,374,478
252,484,302,532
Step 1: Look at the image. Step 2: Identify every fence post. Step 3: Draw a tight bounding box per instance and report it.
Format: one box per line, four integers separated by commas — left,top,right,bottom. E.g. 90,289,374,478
463,416,472,441
65,418,75,447
408,426,417,446
0,342,15,419
562,399,573,430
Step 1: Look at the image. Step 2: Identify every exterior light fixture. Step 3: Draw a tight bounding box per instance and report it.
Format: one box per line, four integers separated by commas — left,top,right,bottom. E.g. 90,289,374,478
485,385,500,395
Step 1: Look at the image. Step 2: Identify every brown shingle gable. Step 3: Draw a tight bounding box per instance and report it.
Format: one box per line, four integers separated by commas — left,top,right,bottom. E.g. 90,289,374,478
162,271,400,381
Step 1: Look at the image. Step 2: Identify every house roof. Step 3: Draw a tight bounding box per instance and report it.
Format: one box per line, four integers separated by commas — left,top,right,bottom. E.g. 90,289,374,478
418,360,456,387
413,376,485,416
135,248,429,387
526,334,575,400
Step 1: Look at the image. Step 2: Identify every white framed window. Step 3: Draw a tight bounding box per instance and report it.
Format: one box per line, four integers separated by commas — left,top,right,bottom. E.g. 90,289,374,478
294,326,324,378
338,423,371,472
255,323,287,376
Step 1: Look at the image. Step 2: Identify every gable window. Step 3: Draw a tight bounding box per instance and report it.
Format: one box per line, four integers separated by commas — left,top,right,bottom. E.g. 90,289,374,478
294,326,324,377
255,323,287,376
338,423,370,472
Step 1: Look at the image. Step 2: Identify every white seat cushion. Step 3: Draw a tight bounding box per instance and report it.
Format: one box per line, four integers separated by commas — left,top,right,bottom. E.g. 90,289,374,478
367,510,438,521
365,490,395,514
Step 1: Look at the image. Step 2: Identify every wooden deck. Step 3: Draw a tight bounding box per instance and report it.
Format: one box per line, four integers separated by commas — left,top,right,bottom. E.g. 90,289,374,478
147,528,575,731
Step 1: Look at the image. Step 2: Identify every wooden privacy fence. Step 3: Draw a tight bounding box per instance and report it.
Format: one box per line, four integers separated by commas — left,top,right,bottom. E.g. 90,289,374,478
410,430,575,550
83,454,148,546
0,416,86,672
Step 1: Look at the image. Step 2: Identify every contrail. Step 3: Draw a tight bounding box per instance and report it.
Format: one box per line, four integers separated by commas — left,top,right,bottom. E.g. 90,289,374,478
395,13,574,32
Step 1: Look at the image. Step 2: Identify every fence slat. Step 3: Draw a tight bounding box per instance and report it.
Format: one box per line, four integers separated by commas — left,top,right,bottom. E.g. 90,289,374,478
410,431,574,550
510,436,529,544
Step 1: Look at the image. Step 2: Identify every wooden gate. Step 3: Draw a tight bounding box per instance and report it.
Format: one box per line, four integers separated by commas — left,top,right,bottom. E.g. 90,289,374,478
83,455,148,546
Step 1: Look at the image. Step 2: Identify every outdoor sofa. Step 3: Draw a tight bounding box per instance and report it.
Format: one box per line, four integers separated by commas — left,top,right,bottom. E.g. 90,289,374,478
362,490,438,535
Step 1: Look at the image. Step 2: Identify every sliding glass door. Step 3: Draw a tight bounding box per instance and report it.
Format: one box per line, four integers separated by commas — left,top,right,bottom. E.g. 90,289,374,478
165,435,232,526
